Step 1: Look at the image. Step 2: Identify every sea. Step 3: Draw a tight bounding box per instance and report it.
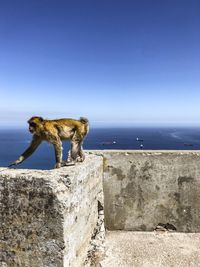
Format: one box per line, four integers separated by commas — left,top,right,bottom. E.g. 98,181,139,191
1,127,200,170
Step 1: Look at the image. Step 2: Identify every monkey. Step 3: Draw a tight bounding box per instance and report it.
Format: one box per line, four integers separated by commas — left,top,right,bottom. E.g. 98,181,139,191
9,116,89,169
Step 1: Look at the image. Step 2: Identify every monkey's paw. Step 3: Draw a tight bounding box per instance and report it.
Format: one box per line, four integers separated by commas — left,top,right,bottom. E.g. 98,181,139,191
8,156,24,167
8,162,17,168
54,163,62,169
76,156,85,162
61,161,76,167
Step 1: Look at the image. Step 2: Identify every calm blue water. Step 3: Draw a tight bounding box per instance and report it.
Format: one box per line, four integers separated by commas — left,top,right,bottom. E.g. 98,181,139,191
1,127,200,170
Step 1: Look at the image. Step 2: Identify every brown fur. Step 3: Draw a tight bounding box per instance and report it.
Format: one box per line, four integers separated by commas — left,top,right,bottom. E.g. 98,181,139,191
9,116,89,168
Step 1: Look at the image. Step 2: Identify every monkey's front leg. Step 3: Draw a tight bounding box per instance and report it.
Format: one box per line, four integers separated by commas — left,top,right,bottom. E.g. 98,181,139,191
53,140,63,168
8,136,42,167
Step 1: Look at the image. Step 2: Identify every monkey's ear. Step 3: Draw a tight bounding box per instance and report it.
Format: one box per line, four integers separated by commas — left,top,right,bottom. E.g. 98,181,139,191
38,117,44,122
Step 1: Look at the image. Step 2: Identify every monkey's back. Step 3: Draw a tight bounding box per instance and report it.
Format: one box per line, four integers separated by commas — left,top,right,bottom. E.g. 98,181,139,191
43,118,89,140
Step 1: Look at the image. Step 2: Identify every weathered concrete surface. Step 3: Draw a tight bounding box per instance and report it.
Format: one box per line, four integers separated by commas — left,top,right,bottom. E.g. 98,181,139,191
89,150,200,232
100,231,200,267
84,208,105,267
0,155,103,267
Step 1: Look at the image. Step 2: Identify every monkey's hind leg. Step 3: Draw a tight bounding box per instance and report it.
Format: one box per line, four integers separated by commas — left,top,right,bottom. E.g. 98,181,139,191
76,145,85,162
64,137,82,165
64,145,85,165
61,150,75,167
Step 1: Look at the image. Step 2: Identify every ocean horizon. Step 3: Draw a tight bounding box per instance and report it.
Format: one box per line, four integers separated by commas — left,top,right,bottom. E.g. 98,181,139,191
1,127,200,170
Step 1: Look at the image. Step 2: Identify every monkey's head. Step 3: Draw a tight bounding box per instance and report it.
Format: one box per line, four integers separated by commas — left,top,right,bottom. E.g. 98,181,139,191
28,116,44,135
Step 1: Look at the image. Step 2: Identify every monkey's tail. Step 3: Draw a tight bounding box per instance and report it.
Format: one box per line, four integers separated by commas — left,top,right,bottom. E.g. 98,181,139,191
79,117,89,124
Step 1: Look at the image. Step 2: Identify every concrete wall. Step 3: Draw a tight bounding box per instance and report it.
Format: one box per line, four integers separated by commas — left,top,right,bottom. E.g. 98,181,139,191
2,150,200,265
0,155,103,267
94,150,200,232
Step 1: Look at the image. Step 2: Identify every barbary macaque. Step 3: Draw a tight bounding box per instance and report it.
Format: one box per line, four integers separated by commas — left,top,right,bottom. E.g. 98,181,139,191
9,116,89,168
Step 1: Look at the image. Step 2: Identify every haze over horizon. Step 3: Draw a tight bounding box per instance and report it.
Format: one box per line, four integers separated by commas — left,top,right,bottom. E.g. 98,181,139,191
0,0,200,127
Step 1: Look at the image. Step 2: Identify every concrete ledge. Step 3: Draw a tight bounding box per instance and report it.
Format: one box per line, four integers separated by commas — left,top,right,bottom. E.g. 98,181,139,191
0,155,103,267
100,231,200,267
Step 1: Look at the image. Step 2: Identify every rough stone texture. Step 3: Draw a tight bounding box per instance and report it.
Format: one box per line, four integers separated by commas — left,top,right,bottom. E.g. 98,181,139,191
0,155,103,267
89,150,200,232
84,208,105,267
100,231,200,267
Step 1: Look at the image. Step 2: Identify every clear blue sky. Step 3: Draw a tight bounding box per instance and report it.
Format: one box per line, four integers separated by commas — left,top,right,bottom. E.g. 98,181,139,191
0,0,200,127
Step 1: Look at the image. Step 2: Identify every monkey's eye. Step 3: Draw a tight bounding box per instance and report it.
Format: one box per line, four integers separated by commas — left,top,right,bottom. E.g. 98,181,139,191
30,122,36,127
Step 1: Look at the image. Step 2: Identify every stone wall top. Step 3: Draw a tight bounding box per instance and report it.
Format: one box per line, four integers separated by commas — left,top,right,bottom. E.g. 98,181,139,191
0,155,103,267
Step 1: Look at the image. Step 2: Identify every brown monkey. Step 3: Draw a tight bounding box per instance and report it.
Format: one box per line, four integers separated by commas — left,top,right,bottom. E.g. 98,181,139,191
9,116,89,168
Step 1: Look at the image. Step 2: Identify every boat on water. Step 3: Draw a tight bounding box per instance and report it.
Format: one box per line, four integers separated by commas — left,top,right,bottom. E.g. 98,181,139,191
136,137,144,142
101,141,117,145
184,143,193,147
